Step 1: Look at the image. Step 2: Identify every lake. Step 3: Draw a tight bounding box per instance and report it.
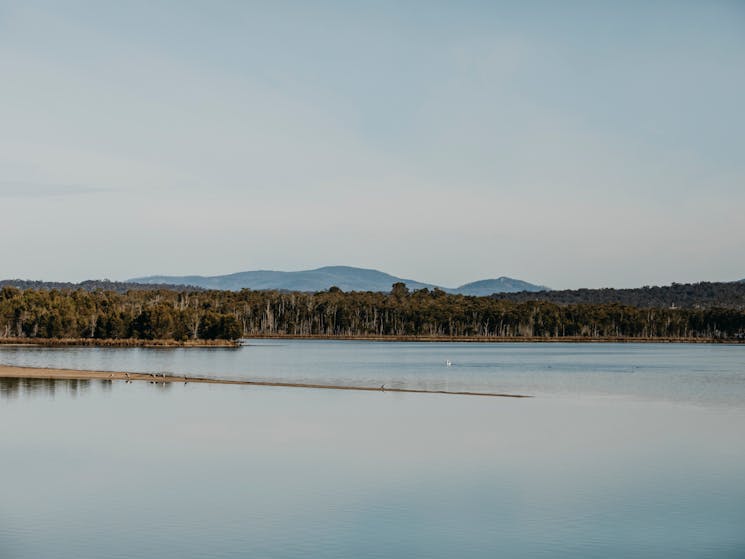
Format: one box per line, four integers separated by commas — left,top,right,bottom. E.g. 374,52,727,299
1,341,744,558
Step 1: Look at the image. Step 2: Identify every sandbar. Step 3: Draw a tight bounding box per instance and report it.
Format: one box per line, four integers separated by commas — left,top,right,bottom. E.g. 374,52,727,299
0,364,531,398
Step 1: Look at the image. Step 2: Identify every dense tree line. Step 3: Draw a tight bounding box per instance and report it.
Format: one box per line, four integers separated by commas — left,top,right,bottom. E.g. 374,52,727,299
492,281,745,310
0,286,240,340
0,279,203,293
1,283,744,341
5,278,744,310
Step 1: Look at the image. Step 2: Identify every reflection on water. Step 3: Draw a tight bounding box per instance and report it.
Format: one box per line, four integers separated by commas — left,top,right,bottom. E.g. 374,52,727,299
0,376,93,399
0,379,743,559
0,377,178,400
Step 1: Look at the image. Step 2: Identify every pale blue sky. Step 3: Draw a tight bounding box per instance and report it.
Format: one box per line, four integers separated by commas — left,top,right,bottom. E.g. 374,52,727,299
1,1,743,288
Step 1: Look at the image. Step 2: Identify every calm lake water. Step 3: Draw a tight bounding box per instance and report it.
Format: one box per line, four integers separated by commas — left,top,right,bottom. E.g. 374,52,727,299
1,341,744,558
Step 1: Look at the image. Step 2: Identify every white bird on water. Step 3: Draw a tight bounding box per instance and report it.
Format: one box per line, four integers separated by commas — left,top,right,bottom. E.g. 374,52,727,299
446,360,452,367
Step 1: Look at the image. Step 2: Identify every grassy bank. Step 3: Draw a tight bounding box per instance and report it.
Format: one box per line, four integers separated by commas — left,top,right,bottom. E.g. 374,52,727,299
1,335,742,346
0,337,240,348
242,334,744,344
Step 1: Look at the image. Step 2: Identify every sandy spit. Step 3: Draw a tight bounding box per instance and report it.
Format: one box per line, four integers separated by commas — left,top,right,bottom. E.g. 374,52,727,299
0,364,531,398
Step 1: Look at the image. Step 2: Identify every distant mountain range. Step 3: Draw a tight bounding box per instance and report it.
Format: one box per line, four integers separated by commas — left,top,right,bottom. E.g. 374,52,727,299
4,272,744,308
129,266,549,295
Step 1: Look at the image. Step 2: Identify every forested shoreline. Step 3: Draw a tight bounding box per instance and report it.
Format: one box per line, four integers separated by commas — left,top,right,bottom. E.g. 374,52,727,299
493,281,745,309
3,279,744,309
0,279,202,293
2,283,744,342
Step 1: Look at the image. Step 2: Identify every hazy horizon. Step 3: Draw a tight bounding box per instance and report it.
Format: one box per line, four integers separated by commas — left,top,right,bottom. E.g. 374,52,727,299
2,1,744,289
